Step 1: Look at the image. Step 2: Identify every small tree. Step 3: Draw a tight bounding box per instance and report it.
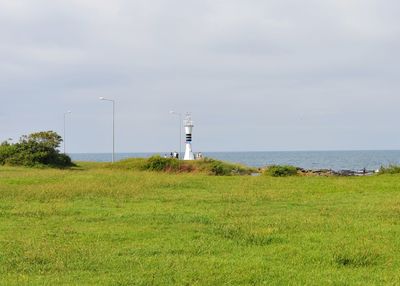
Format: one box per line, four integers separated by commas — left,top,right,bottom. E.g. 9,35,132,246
20,131,62,149
0,131,73,168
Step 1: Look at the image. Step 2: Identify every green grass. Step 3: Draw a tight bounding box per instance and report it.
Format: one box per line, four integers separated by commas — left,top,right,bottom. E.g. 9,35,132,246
1,164,400,285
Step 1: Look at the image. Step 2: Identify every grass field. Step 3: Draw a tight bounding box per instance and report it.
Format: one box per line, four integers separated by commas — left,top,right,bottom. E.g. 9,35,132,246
1,163,400,285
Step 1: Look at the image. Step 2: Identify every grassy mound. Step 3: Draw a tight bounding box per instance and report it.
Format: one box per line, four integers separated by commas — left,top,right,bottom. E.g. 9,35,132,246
109,156,255,176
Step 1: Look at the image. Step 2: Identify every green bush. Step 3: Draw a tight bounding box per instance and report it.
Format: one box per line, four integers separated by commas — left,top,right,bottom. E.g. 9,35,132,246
144,156,179,172
53,153,73,167
210,161,232,176
265,165,298,177
0,131,74,168
0,144,17,164
208,159,253,176
379,165,400,175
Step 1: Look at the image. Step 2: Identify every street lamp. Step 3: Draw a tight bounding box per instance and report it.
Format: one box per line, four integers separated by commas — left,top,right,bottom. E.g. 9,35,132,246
99,97,115,163
63,111,72,154
169,110,182,160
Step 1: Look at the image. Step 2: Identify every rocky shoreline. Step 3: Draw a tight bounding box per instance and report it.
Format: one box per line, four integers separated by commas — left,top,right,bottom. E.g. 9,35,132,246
297,168,377,176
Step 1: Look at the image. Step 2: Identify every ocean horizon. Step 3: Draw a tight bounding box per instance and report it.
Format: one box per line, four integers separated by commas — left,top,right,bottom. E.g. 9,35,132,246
69,150,400,171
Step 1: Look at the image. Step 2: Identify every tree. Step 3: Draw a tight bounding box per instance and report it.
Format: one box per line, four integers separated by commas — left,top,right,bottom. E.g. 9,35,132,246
0,131,73,167
20,131,62,149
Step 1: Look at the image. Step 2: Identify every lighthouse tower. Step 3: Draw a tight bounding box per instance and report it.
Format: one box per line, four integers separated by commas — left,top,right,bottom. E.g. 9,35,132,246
184,113,195,160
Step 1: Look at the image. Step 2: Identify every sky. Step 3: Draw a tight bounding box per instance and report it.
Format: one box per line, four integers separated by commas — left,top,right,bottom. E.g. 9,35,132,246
1,0,400,153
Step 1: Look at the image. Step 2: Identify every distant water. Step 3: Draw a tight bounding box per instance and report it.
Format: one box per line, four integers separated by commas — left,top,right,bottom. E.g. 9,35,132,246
70,151,400,171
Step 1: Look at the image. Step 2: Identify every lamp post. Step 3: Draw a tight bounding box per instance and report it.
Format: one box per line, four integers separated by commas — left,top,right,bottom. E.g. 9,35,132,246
99,97,115,163
63,111,72,154
169,111,182,160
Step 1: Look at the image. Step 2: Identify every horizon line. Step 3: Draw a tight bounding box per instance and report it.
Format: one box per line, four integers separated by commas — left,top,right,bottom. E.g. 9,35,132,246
68,149,400,154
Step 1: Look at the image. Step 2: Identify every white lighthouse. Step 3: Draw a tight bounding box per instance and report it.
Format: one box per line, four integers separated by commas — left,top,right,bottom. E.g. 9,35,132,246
184,113,195,160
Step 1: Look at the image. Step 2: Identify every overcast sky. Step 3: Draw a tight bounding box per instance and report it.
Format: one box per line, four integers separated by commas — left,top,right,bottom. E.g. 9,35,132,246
1,0,400,153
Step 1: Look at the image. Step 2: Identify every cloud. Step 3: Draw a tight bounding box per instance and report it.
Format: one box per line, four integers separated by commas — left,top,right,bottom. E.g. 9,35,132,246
1,0,399,151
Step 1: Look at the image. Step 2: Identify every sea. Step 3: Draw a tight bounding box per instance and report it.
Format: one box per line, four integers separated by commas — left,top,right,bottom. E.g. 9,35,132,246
69,150,400,171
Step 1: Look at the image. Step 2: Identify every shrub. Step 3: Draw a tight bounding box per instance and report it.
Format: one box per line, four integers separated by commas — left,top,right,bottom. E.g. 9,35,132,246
265,165,298,177
379,165,400,175
144,156,179,172
208,159,253,176
53,153,73,167
210,161,232,176
0,144,17,164
0,131,74,168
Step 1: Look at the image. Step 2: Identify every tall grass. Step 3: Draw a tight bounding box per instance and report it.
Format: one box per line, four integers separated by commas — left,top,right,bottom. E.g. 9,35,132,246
379,165,400,174
1,164,400,285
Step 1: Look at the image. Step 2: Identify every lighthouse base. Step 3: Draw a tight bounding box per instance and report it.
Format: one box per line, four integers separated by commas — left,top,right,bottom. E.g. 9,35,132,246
184,143,194,160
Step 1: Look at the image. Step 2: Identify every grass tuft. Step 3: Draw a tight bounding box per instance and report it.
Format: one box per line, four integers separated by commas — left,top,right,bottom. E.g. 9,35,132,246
333,250,380,268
